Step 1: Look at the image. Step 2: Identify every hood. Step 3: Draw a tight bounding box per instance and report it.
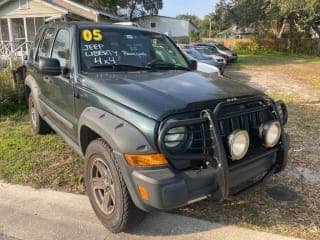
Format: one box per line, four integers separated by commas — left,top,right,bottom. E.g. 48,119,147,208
199,59,224,68
80,71,262,120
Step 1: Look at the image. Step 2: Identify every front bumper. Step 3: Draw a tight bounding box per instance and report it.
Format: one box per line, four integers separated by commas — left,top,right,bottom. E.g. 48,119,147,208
228,55,238,62
130,134,288,210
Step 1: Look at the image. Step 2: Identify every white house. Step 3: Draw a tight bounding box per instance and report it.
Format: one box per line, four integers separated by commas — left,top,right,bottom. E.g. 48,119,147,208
135,15,200,44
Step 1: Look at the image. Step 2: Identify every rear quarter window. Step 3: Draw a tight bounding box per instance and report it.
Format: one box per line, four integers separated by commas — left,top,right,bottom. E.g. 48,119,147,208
29,27,45,62
36,28,56,62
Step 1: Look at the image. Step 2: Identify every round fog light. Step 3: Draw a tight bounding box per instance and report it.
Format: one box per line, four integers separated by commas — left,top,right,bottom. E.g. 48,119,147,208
260,121,281,148
228,130,250,160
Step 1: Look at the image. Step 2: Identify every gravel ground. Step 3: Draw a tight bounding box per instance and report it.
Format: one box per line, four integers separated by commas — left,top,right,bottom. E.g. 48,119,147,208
176,63,320,240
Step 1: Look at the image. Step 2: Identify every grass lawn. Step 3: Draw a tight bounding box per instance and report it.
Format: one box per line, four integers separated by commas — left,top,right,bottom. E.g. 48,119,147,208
0,51,319,239
233,51,320,68
0,120,84,193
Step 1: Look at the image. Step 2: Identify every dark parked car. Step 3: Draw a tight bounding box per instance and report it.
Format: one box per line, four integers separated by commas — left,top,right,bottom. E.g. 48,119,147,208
25,22,289,233
194,42,238,62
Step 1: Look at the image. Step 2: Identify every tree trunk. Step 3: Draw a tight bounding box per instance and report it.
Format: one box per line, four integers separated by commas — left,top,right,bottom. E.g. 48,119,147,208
277,21,286,39
129,2,137,21
310,22,320,37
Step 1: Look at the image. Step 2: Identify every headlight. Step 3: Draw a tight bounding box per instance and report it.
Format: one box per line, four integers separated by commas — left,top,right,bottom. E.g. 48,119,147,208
260,121,281,148
164,126,187,148
228,130,250,160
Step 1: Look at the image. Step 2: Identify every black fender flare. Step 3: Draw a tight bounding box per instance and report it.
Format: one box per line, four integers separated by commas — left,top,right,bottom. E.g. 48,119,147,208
78,107,157,156
25,75,44,116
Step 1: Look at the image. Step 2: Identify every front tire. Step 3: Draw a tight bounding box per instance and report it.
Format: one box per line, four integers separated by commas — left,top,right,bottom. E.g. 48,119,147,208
85,138,145,233
28,93,51,134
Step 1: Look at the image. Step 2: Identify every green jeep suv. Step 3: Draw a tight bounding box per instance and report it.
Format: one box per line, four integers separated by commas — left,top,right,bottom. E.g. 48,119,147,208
25,22,289,233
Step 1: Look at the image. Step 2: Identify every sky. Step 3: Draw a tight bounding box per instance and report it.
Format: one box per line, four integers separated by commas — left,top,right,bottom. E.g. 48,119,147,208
159,0,218,19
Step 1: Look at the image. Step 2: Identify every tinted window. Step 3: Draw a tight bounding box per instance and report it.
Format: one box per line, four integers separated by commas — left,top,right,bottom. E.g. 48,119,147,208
51,29,70,68
37,28,56,60
216,44,229,51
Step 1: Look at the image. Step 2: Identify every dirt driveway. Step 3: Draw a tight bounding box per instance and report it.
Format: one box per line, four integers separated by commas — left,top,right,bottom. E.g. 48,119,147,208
177,56,320,240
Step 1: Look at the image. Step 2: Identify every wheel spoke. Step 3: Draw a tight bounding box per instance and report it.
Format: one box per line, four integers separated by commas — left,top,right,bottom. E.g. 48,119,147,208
94,161,108,177
92,177,105,190
103,191,112,209
109,185,116,203
91,158,116,215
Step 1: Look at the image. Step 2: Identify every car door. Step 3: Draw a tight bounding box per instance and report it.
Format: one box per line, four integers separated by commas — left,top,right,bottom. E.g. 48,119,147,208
43,28,77,141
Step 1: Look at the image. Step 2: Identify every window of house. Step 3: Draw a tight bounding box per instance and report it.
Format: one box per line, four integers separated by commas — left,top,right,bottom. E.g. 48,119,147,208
51,29,70,68
36,28,56,61
0,19,9,41
19,0,29,9
151,22,156,28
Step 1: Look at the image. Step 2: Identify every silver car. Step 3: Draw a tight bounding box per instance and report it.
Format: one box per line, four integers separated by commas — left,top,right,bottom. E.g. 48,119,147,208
194,42,238,62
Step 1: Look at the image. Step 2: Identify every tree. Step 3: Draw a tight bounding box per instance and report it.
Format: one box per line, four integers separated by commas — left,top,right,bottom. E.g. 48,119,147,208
126,0,163,20
176,14,201,26
209,0,320,40
190,30,200,42
74,0,163,20
74,0,126,14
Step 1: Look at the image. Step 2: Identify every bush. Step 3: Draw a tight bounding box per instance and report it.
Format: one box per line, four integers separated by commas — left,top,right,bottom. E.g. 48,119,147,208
210,38,320,56
190,30,201,42
0,68,26,120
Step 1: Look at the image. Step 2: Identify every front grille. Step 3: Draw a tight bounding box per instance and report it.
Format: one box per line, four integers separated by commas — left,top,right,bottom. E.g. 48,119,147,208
159,97,278,170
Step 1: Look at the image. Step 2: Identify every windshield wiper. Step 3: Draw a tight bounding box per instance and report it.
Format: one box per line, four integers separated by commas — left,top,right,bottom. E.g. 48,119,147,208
147,63,190,71
90,64,152,71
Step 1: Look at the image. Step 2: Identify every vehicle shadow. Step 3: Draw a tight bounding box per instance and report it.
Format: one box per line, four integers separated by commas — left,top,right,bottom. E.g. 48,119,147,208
123,212,224,237
222,69,268,93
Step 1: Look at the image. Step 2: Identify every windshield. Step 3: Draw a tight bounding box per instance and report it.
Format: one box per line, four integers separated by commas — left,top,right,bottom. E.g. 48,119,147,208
79,27,190,71
184,49,207,60
195,47,215,55
215,44,229,51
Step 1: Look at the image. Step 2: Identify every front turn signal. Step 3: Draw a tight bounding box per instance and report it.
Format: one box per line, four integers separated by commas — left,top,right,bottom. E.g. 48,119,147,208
124,153,168,166
137,185,149,201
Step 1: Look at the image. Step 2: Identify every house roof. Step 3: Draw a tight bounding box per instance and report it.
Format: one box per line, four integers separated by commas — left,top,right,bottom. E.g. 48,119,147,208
0,0,123,22
135,15,200,32
44,0,123,22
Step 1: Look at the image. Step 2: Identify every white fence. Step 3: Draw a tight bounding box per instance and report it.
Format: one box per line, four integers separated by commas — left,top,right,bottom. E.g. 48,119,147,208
0,40,31,68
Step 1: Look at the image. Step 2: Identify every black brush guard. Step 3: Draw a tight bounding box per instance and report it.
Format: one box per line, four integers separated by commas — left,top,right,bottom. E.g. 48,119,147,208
158,96,288,201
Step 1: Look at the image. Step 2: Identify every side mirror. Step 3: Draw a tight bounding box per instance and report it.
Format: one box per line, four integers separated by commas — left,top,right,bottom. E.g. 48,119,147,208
39,57,61,76
189,59,197,71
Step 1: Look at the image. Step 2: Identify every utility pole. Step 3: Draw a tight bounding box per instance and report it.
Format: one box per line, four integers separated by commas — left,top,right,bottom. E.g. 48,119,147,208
209,18,212,39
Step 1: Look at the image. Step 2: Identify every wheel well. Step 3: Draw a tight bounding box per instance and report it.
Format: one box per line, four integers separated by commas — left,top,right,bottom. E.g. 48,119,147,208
80,125,101,155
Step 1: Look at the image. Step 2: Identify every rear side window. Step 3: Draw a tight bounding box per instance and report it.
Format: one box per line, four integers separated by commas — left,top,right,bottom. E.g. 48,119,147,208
36,28,56,61
51,29,70,68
